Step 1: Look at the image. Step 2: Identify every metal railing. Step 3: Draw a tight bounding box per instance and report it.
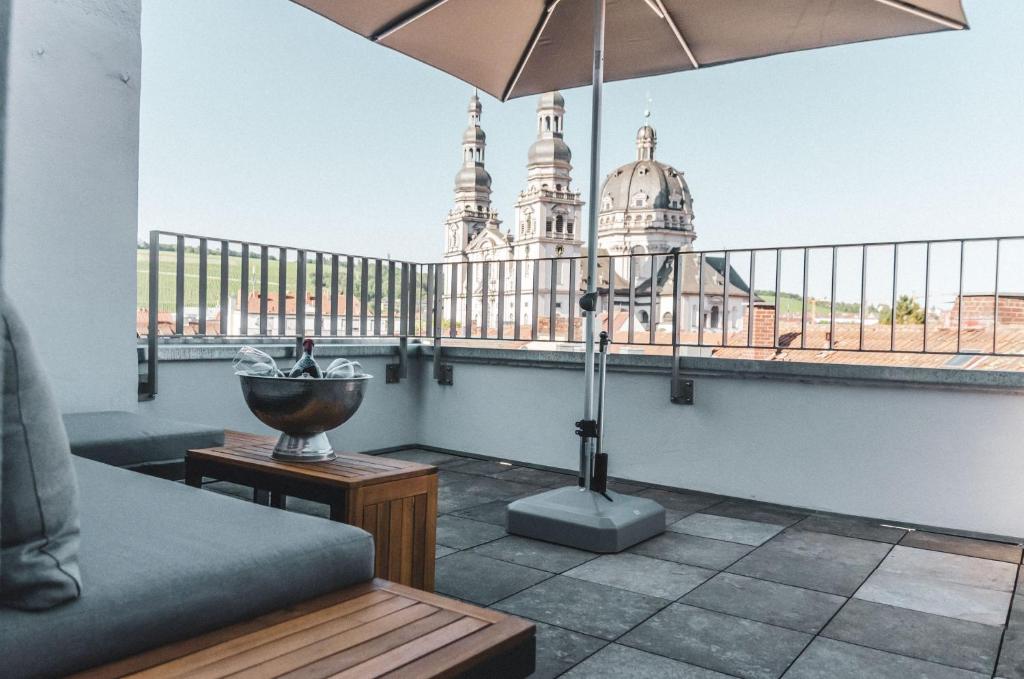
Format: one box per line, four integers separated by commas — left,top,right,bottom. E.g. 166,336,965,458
140,231,1024,396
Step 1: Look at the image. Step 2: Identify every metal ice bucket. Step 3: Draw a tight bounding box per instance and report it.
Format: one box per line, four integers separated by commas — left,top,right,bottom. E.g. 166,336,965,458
238,373,372,462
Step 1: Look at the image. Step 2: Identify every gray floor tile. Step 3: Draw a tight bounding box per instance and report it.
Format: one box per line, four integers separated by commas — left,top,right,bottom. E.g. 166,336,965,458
493,575,668,640
629,531,753,570
562,643,734,679
284,496,329,518
376,449,466,467
434,551,550,606
784,637,986,679
1011,593,1024,625
704,499,809,527
471,535,596,573
565,553,715,600
491,466,575,487
854,546,1015,626
436,514,507,550
449,499,509,526
683,573,845,634
206,480,254,501
607,479,651,494
447,458,519,476
729,529,891,596
438,474,536,514
796,514,907,544
670,513,784,546
529,621,607,679
435,544,458,559
996,620,1024,679
901,530,1023,564
621,603,811,679
822,598,1002,674
638,487,722,514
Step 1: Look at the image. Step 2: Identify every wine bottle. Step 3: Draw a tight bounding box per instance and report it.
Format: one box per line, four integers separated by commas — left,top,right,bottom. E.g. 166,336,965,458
288,338,323,378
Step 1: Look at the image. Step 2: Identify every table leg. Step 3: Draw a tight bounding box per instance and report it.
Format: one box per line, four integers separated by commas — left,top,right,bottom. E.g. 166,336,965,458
329,498,346,522
254,489,270,505
185,460,203,488
270,492,286,509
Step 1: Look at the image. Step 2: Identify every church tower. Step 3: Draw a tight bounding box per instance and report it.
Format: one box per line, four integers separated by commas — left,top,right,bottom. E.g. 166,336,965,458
513,91,584,261
444,92,497,262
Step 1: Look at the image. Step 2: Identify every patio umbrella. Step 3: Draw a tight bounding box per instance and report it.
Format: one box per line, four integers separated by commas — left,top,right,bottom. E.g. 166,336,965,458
291,0,968,550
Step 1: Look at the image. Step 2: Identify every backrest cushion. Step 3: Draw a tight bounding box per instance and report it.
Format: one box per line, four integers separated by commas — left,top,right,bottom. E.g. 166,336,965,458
0,295,82,609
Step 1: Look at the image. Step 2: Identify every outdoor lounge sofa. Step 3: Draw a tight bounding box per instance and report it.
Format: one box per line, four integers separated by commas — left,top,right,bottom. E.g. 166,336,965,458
63,410,224,476
0,455,375,677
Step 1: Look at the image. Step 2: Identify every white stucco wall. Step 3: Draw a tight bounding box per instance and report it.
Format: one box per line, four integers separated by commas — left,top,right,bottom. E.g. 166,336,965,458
417,359,1024,539
2,0,141,412
140,354,423,453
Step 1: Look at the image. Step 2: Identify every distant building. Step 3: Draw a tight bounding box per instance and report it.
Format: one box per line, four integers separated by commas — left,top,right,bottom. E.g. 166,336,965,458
441,92,750,337
228,291,366,336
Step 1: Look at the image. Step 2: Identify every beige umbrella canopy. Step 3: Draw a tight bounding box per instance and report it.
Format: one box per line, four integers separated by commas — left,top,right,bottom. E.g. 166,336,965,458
293,0,966,101
290,0,967,495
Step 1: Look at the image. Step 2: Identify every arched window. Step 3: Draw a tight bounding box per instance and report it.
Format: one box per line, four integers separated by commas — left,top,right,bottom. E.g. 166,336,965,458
710,306,720,328
546,218,553,233
545,116,551,131
555,215,564,232
567,221,574,234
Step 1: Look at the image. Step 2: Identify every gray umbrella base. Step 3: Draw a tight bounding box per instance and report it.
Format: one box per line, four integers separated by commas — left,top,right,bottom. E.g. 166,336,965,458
506,486,665,553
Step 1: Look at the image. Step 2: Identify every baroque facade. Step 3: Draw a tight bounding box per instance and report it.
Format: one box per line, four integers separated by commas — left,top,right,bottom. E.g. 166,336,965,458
442,92,749,336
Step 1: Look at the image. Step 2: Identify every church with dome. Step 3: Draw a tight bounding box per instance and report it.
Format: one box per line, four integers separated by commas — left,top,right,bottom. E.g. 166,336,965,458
442,91,748,337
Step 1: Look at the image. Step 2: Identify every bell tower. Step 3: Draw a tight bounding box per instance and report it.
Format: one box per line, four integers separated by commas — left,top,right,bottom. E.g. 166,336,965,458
444,92,495,262
513,91,583,261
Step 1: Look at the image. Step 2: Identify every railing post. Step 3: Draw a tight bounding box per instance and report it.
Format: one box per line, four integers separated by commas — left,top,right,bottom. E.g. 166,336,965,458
670,250,692,404
144,231,160,398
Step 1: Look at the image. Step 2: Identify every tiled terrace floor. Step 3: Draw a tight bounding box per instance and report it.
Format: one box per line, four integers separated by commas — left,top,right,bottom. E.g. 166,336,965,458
208,449,1024,679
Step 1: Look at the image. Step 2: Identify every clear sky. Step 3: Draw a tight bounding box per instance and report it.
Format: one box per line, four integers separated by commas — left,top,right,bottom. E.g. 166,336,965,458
140,1,1023,267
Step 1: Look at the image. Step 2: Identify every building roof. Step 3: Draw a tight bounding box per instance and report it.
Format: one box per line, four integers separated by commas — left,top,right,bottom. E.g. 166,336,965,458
598,123,693,217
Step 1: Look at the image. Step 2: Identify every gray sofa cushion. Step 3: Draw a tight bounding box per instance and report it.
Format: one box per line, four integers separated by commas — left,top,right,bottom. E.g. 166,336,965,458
62,410,224,468
1,296,82,610
0,457,374,678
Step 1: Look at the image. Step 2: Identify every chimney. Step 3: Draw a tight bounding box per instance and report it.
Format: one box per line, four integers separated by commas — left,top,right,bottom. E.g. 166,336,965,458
753,303,776,346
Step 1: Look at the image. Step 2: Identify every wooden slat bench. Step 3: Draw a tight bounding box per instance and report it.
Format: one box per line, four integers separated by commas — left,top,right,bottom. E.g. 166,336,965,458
72,579,535,678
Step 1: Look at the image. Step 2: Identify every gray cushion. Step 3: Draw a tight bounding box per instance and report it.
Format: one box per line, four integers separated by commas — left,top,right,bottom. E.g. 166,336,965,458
0,457,374,678
1,296,82,610
62,411,224,468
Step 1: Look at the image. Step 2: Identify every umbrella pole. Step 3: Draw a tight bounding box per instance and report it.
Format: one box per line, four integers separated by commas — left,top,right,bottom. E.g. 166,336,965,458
580,0,606,490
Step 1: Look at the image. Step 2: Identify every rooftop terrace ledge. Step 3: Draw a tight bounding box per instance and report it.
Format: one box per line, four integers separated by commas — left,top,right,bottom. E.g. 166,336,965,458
145,339,1024,394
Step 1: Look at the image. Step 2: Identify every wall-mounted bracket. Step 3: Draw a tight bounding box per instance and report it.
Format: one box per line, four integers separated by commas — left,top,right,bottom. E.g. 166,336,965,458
386,338,409,384
671,377,695,405
433,342,453,385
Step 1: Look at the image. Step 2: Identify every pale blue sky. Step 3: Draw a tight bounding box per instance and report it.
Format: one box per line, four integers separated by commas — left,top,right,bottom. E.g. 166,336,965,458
140,0,1023,268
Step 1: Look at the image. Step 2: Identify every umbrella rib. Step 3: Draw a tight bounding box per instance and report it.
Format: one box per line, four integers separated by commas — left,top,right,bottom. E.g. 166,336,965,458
502,0,563,102
869,0,966,30
650,0,699,69
372,0,452,42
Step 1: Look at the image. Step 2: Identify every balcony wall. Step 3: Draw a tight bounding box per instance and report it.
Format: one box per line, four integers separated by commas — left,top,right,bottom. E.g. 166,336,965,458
143,342,1024,539
2,0,141,412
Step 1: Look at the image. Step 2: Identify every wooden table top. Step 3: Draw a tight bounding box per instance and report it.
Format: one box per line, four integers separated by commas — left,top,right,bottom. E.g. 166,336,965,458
188,431,436,489
74,579,535,678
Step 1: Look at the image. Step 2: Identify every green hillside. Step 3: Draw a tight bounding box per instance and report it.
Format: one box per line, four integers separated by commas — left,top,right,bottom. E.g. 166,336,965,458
137,247,418,313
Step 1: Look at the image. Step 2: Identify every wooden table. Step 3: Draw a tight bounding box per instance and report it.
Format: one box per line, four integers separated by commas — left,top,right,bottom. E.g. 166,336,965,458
187,431,437,591
74,579,536,678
